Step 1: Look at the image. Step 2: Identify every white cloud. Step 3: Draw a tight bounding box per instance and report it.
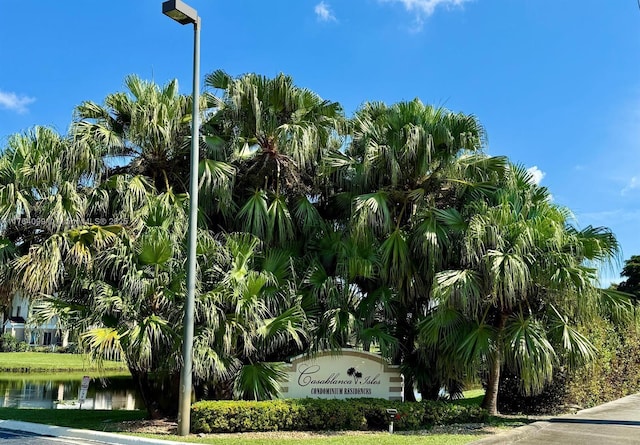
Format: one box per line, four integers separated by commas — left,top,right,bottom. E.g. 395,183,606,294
621,176,639,196
314,2,336,22
380,0,473,29
527,166,545,185
0,90,35,114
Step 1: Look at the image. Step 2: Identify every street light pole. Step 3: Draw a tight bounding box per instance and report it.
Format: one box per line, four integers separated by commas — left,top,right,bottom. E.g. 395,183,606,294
162,0,200,436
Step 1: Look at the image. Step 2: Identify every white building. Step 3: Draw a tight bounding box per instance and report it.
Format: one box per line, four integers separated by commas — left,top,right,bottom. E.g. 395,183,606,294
2,293,68,347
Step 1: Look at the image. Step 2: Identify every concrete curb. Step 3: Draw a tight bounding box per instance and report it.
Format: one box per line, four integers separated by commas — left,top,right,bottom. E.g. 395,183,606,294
0,419,191,445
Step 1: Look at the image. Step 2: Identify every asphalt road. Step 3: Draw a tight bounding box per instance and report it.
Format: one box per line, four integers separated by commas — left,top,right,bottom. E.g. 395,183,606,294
472,393,640,445
0,427,106,445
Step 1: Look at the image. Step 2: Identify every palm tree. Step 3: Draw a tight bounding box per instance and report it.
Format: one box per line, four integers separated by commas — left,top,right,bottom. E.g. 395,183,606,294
0,127,87,227
203,70,343,244
322,99,505,399
79,191,189,417
0,99,192,418
193,232,309,401
21,186,308,413
0,126,98,299
201,71,353,373
2,74,315,416
73,75,199,193
422,164,627,414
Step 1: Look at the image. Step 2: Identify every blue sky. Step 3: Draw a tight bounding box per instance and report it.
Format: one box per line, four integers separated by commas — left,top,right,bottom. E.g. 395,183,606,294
1,0,638,284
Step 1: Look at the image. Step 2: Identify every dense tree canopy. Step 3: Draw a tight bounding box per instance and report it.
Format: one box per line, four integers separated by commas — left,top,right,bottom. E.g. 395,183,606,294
421,166,622,413
617,255,640,297
0,71,632,418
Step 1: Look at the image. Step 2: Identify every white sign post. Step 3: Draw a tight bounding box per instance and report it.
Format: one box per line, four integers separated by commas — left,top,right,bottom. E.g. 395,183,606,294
78,376,90,410
281,350,404,401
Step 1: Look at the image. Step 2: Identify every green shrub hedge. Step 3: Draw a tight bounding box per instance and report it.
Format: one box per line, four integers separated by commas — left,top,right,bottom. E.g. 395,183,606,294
191,398,487,433
565,319,640,408
0,334,28,352
497,317,640,415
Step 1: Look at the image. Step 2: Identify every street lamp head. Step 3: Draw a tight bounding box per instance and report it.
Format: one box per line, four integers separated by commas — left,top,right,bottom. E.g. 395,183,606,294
162,0,198,25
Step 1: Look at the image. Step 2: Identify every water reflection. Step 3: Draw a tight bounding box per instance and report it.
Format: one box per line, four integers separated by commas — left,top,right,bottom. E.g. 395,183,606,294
0,375,143,410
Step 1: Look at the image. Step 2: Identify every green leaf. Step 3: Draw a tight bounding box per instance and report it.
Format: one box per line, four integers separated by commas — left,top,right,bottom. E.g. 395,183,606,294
267,195,294,243
434,208,467,233
233,362,287,401
238,190,269,240
379,229,410,285
457,321,495,366
139,230,173,266
504,313,556,394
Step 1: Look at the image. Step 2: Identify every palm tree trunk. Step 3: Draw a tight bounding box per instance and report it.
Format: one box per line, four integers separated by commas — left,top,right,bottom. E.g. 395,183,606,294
481,312,507,415
482,349,501,415
404,374,417,402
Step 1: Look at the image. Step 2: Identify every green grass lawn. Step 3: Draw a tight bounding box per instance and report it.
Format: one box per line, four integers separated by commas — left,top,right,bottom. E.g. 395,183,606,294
0,352,128,372
0,407,146,430
452,389,485,407
0,370,131,381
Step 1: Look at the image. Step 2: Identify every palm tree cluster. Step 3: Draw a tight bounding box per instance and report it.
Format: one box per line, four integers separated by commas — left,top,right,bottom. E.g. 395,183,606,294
0,72,631,417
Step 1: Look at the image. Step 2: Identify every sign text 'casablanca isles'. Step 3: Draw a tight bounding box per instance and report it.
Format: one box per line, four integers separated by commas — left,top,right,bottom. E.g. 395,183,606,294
280,350,404,401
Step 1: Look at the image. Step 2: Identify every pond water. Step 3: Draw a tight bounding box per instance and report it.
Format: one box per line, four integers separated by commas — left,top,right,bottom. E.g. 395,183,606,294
0,375,143,410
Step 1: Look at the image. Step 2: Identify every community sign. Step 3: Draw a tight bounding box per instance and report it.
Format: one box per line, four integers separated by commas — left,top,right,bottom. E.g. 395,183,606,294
281,349,403,401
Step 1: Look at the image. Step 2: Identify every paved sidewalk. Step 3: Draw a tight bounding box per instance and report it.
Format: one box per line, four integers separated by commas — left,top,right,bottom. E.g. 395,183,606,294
471,393,640,444
0,419,191,445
